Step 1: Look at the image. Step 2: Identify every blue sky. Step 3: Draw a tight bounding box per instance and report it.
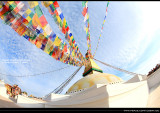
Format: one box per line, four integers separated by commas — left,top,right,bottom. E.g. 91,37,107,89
0,1,160,97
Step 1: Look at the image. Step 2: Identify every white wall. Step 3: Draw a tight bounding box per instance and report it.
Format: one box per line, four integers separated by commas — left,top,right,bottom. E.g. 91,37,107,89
107,81,149,107
45,84,109,108
0,80,9,98
43,93,70,101
17,95,45,108
147,68,160,90
125,75,147,83
45,81,149,108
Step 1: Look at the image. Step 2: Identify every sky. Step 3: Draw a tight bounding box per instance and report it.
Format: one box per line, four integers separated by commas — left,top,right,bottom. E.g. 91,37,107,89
0,1,160,97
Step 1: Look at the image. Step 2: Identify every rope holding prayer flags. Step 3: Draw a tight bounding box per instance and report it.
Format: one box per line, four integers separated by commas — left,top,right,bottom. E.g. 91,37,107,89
0,1,83,67
93,1,109,58
41,1,86,65
82,1,92,58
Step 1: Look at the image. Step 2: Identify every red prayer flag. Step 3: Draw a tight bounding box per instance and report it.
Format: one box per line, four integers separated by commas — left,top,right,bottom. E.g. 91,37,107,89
0,5,9,16
39,15,48,27
22,18,29,25
68,35,70,40
15,1,20,4
61,51,64,59
14,7,20,14
62,26,66,34
52,51,56,58
53,1,59,8
82,7,87,17
42,38,48,45
66,26,69,32
34,39,38,45
54,9,59,16
15,18,22,26
63,45,67,52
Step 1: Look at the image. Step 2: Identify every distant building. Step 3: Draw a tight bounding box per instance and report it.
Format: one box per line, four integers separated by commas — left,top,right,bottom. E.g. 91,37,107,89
5,84,21,98
21,91,28,97
11,84,21,98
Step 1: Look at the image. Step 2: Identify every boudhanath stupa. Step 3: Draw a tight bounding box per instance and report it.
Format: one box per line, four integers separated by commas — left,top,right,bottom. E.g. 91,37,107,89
0,1,160,108
0,58,160,108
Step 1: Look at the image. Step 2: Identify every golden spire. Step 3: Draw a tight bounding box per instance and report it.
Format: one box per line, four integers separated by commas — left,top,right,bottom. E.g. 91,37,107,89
83,51,103,77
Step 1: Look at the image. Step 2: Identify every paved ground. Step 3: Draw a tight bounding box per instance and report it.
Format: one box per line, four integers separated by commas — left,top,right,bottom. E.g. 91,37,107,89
0,95,20,108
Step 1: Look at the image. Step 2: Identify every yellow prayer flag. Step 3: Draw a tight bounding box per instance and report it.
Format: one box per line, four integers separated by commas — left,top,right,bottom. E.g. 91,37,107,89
0,4,2,9
103,20,105,24
28,1,38,9
73,43,75,48
63,18,66,26
72,51,75,57
8,1,14,5
26,9,32,15
43,32,48,37
70,36,73,40
0,15,4,19
34,1,39,6
86,28,88,34
26,16,32,22
42,1,52,7
38,34,45,40
87,14,89,19
56,16,61,24
36,41,42,48
44,39,54,54
54,36,61,46
32,13,42,28
48,1,53,5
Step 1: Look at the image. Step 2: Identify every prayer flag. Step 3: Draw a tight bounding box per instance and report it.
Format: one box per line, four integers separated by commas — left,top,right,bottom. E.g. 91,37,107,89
53,1,59,8
54,36,61,46
82,7,87,16
34,5,43,17
39,15,48,27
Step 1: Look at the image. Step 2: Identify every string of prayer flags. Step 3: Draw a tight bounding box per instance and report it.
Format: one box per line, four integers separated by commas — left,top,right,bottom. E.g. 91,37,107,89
27,1,83,66
28,1,85,65
93,1,110,57
82,1,92,58
26,1,83,66
0,1,83,67
41,1,86,64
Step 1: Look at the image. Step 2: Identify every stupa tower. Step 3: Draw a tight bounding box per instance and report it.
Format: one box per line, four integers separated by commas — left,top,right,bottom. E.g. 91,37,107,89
66,51,123,94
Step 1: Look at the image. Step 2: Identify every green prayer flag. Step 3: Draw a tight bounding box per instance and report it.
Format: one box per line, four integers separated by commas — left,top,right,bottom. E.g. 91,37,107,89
50,4,55,11
49,50,53,56
60,21,63,27
34,5,43,17
9,5,14,11
107,2,109,7
82,1,86,7
87,18,89,23
10,3,16,9
65,22,68,28
29,12,34,18
29,20,32,25
53,15,57,22
30,33,36,40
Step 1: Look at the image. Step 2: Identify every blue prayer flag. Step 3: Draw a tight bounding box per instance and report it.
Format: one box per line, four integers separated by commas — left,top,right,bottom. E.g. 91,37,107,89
59,13,64,20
